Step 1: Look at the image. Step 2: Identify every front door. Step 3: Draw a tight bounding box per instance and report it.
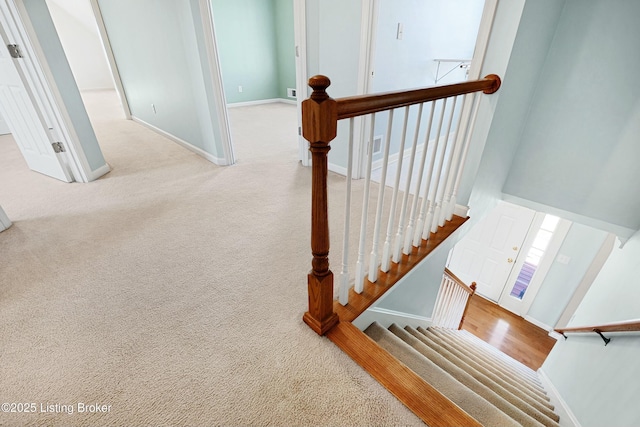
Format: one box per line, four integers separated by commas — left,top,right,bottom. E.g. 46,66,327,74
447,201,535,301
0,0,71,182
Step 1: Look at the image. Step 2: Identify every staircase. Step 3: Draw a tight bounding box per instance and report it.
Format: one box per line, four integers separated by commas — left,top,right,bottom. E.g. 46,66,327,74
364,323,561,427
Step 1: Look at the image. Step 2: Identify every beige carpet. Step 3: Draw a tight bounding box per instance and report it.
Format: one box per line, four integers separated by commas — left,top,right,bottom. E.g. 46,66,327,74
0,91,422,426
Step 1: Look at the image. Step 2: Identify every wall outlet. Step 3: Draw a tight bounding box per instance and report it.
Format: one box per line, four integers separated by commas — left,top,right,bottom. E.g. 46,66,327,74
287,88,296,98
238,85,243,93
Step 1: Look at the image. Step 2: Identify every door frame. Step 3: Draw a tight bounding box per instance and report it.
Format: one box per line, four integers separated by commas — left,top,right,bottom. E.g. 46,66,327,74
89,0,236,166
294,0,308,166
88,0,131,120
5,0,107,182
498,214,572,317
352,0,499,180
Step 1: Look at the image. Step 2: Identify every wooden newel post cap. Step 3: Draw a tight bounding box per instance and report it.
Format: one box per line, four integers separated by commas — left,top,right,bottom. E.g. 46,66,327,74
302,75,337,143
308,75,331,101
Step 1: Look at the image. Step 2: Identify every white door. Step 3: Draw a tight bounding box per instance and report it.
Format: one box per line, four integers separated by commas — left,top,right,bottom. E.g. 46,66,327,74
0,1,71,182
447,201,535,301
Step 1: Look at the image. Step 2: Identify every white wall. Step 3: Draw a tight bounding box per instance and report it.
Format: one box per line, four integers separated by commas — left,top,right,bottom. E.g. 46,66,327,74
45,0,113,91
305,0,362,171
542,233,640,427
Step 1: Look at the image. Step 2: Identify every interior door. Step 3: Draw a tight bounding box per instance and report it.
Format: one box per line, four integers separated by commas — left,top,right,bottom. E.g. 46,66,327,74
0,0,71,182
447,201,535,301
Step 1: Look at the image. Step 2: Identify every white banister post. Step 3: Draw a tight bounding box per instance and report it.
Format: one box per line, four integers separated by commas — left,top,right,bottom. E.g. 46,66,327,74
381,106,410,272
338,118,355,305
354,115,376,293
368,110,394,283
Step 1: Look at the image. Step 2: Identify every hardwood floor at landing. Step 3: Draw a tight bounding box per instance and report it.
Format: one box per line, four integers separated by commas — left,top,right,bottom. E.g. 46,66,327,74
461,295,557,370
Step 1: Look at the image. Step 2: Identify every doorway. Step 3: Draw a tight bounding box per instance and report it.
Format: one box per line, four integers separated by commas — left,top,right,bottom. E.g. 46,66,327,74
447,201,571,317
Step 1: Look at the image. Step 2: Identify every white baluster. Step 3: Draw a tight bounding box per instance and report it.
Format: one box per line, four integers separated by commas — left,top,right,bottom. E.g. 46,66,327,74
432,274,447,326
427,96,458,235
368,111,394,283
446,93,482,221
393,104,423,263
414,98,448,245
339,118,355,306
354,114,376,293
403,103,435,255
381,107,410,272
438,95,467,227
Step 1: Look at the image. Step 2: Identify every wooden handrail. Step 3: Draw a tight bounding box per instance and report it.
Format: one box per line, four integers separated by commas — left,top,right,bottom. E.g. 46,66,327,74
302,74,500,336
555,319,640,335
555,319,640,346
444,267,476,294
336,74,501,119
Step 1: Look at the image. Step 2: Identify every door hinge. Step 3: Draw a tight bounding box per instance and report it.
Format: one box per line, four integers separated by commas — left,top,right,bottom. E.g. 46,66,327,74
52,142,65,153
298,126,301,136
295,46,300,58
7,44,23,59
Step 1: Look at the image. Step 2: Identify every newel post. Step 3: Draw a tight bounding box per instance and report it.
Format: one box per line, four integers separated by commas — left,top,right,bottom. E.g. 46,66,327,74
302,75,339,335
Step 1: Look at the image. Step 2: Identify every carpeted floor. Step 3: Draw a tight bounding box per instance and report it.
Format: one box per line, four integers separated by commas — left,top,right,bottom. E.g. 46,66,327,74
0,91,422,427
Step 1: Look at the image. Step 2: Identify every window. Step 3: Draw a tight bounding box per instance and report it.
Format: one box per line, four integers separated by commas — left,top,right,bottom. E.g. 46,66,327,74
509,215,560,300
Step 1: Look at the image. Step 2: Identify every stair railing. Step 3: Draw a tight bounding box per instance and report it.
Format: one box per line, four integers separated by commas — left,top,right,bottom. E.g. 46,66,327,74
302,74,501,335
432,268,476,329
555,319,640,346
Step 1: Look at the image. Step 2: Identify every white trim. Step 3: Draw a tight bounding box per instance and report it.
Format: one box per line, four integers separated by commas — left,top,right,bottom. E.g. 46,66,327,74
12,0,102,183
86,163,111,181
538,368,582,427
352,306,432,331
524,315,552,332
0,205,11,231
226,98,296,108
131,117,226,165
453,204,470,218
328,162,348,176
467,0,498,80
88,0,131,120
293,0,309,167
199,0,234,166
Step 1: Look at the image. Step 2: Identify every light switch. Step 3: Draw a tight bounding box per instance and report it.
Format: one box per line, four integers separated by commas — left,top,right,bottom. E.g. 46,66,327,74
556,254,571,265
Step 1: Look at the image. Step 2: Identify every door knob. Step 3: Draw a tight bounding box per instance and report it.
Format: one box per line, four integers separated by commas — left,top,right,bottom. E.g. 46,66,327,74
513,246,518,251
507,258,513,263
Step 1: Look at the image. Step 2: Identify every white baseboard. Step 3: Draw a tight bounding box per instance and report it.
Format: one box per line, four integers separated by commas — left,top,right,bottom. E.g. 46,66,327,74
0,205,11,232
328,162,348,176
352,306,432,331
538,368,581,427
227,98,296,108
131,117,227,166
524,315,563,340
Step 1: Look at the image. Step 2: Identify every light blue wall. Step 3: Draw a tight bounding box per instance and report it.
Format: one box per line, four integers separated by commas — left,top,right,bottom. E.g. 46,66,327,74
23,0,107,173
527,223,608,328
542,232,640,427
211,0,278,103
503,0,640,235
98,0,223,159
463,0,565,221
